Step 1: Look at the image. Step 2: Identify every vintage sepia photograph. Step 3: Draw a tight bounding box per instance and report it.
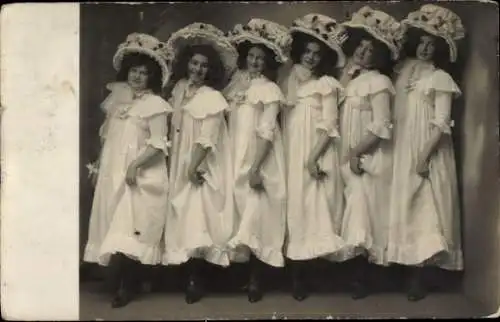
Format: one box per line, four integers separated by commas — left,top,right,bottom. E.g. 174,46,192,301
2,1,498,320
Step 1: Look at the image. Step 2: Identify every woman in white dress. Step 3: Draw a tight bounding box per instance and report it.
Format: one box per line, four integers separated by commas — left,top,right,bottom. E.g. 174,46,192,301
337,7,404,299
83,33,172,308
388,5,465,301
161,23,238,304
280,14,348,301
223,19,290,303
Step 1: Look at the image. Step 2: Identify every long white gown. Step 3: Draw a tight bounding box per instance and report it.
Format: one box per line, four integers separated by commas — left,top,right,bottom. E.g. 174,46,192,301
339,70,395,266
84,82,172,266
388,59,463,270
163,79,235,267
224,70,287,268
281,64,347,261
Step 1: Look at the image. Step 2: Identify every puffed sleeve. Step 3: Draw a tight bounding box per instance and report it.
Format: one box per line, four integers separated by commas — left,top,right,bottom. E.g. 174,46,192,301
431,91,454,134
426,70,460,135
257,102,280,141
366,91,392,139
248,82,284,141
315,76,344,138
195,113,223,150
146,113,171,155
364,74,394,139
423,69,461,98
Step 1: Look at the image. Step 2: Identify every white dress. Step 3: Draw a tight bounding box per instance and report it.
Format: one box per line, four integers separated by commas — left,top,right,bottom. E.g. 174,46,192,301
224,70,287,267
281,64,346,261
339,71,395,266
84,82,172,266
163,79,235,267
388,59,463,270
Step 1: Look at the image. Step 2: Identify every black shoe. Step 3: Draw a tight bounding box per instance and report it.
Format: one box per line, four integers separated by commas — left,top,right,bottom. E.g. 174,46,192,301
292,279,308,301
407,285,427,302
407,270,427,302
185,280,203,304
247,279,263,303
111,284,134,308
351,281,369,300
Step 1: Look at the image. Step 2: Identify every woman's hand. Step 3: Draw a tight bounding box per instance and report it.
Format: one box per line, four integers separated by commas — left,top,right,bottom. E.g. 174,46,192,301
307,160,328,181
248,168,265,192
416,153,430,178
188,166,205,186
125,163,139,186
349,155,364,176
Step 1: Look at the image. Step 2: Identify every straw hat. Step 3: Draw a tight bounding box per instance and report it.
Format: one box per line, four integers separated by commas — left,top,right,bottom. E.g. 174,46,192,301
112,33,171,86
165,22,238,78
290,13,348,68
343,6,405,61
402,4,465,62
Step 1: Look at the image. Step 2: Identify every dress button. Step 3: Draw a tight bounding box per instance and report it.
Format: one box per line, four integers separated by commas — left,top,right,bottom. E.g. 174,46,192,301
134,231,141,236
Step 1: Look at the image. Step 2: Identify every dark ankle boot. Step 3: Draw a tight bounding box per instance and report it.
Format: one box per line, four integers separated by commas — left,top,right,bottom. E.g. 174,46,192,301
351,256,370,300
291,260,308,301
185,259,203,304
248,255,263,303
407,266,427,302
111,253,137,308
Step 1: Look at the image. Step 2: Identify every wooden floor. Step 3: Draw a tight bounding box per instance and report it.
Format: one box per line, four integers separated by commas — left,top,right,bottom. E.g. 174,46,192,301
80,281,489,320
80,263,490,320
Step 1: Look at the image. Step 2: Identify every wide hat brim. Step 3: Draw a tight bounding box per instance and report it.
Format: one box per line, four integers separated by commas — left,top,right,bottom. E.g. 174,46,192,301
231,34,289,64
343,23,400,61
166,30,238,79
402,20,458,63
112,47,171,87
290,26,346,68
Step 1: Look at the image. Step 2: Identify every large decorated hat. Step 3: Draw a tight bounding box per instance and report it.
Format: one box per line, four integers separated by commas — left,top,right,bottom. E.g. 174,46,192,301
402,4,465,63
112,33,171,86
343,6,405,61
227,18,292,64
165,22,238,78
290,13,348,68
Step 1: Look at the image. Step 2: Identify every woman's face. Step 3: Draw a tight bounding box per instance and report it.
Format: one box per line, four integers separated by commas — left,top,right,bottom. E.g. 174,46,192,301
352,39,374,68
188,53,209,84
246,46,266,75
416,35,435,62
127,65,149,92
300,41,322,70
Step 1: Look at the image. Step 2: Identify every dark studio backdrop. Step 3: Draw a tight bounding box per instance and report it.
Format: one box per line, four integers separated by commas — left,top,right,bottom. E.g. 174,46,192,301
79,1,499,311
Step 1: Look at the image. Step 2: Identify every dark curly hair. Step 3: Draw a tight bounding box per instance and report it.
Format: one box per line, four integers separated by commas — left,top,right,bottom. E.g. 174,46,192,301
168,44,227,91
342,27,394,77
290,32,338,78
116,52,163,94
236,41,282,82
402,26,452,73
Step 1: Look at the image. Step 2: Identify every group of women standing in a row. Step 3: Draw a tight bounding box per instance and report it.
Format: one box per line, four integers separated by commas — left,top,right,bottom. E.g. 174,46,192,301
83,4,466,309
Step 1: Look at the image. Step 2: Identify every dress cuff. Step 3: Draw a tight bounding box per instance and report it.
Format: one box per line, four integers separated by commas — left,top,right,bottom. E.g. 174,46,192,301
430,119,454,134
195,137,216,150
146,136,171,156
316,121,340,138
256,123,275,141
366,121,392,139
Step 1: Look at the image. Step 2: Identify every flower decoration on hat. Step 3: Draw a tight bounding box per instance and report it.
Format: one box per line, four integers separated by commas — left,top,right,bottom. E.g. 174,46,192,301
164,22,238,78
343,6,405,61
113,33,172,87
402,4,465,62
228,18,292,64
290,13,348,68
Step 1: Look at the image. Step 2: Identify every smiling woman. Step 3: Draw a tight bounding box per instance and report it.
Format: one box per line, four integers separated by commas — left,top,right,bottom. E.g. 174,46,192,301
82,33,173,309
161,22,238,304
